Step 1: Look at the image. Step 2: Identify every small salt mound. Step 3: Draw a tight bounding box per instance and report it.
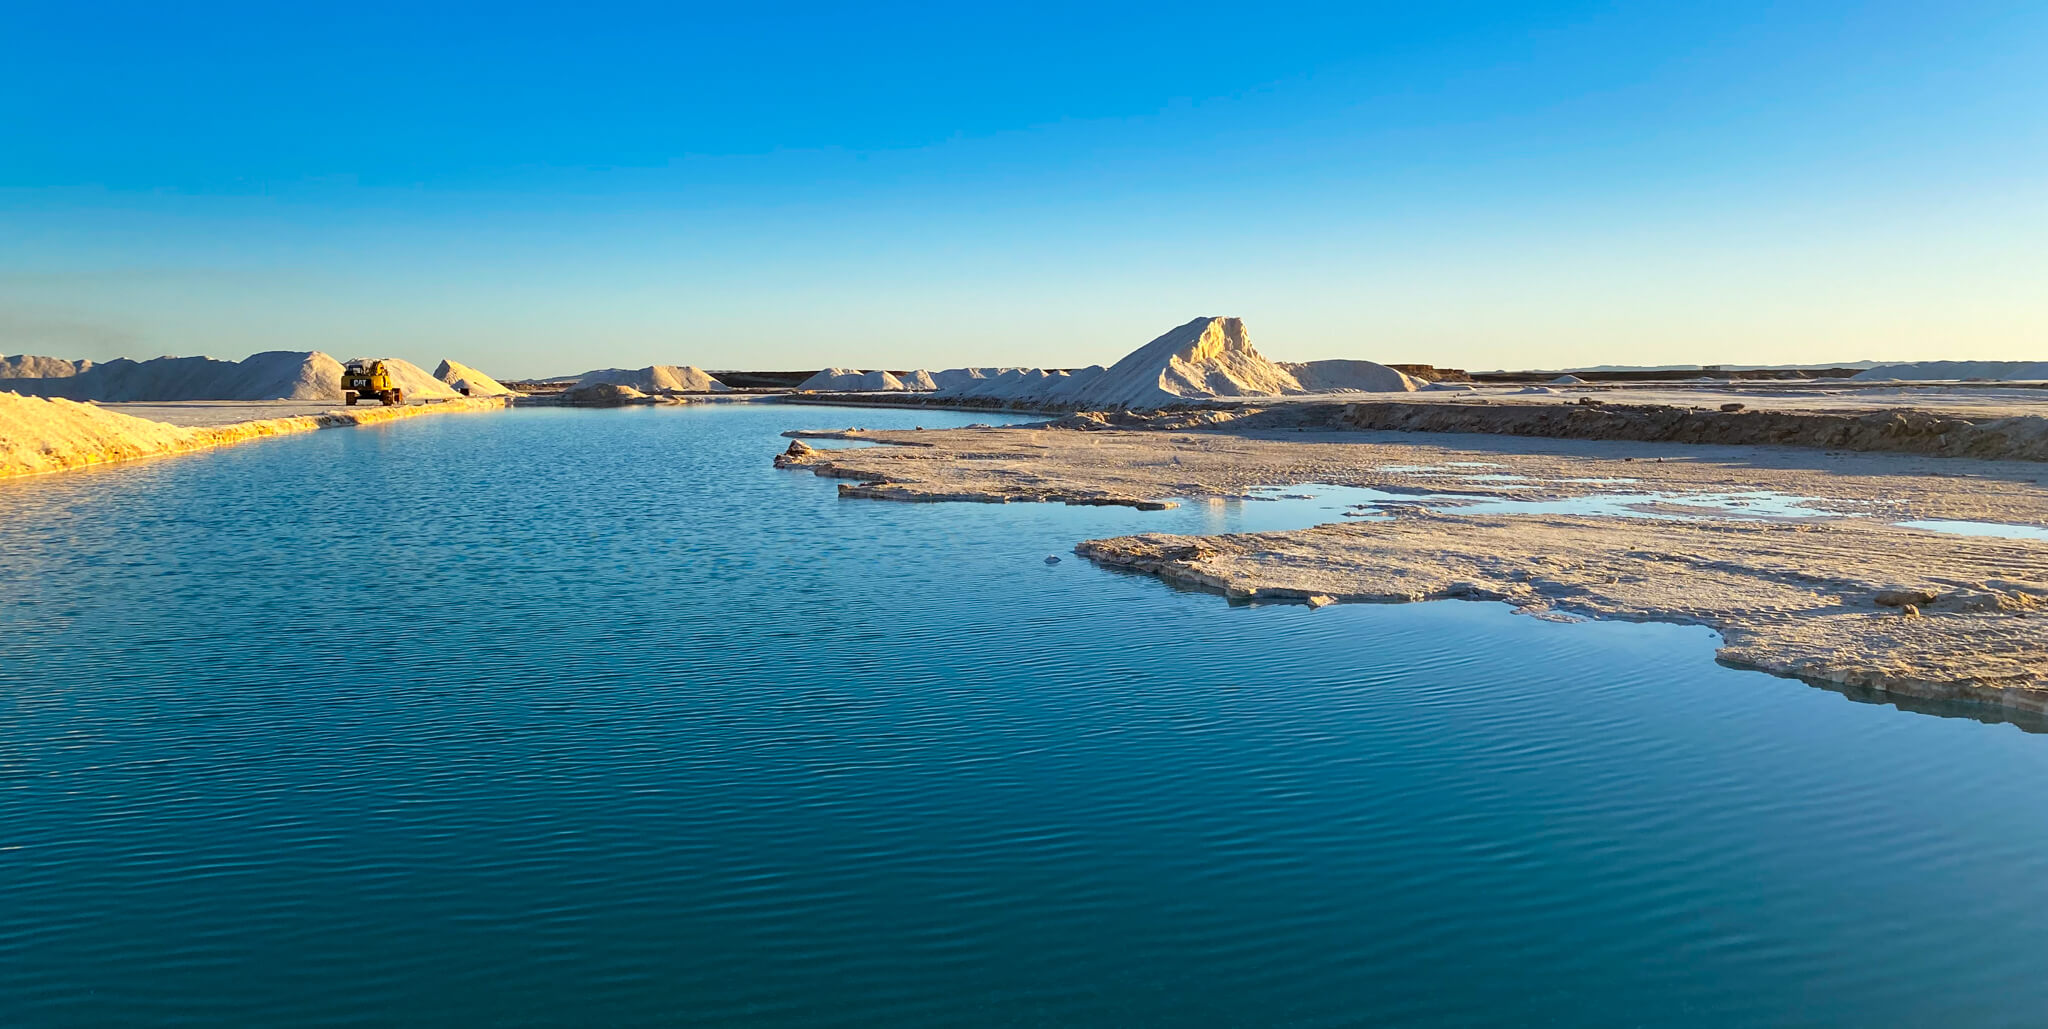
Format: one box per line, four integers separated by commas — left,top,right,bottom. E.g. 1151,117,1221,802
575,365,730,392
562,381,650,405
898,369,938,391
1283,359,1422,393
434,359,516,397
1851,361,2048,382
1512,386,1559,395
349,358,463,400
1551,374,1586,385
1422,381,1477,392
799,368,907,391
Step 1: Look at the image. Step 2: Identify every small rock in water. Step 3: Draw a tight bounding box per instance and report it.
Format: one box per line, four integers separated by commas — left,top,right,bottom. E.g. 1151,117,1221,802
1044,555,1061,565
1306,595,1337,609
1721,403,1747,412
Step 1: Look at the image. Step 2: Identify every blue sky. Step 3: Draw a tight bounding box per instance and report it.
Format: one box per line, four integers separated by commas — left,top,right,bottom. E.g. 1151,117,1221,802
3,1,2043,376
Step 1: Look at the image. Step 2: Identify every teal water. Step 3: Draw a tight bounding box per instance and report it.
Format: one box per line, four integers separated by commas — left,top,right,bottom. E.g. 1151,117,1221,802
5,405,2048,1025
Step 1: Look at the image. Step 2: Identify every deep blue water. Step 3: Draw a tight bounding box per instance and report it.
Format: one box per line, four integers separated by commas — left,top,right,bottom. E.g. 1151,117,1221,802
5,404,2048,1026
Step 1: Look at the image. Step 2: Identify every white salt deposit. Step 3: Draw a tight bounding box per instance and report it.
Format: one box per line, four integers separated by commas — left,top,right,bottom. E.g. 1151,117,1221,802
1071,317,1299,406
799,368,907,391
1551,374,1587,385
1282,359,1422,393
0,351,349,401
1852,361,2048,382
898,369,938,391
0,355,90,379
928,317,1419,410
349,358,462,400
1422,381,1478,392
434,359,516,397
573,365,730,392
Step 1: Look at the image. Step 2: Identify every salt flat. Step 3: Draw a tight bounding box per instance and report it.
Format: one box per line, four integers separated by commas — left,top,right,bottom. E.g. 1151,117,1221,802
777,420,2048,715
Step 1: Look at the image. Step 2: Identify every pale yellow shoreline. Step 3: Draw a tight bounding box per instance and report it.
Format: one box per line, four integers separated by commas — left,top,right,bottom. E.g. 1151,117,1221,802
0,393,513,480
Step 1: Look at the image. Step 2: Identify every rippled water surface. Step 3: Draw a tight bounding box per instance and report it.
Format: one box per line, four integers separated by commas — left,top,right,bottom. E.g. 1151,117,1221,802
5,405,2048,1025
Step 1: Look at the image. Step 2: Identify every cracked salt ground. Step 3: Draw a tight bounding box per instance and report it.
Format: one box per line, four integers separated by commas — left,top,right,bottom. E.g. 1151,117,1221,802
1244,484,2048,541
1240,482,1862,528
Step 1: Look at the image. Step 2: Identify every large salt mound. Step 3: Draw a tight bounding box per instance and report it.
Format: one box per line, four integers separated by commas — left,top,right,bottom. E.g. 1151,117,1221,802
0,351,349,401
799,368,906,391
899,369,938,391
1852,361,2048,382
933,317,1307,409
350,357,462,400
434,358,516,397
574,365,730,392
1281,359,1421,393
1070,317,1301,407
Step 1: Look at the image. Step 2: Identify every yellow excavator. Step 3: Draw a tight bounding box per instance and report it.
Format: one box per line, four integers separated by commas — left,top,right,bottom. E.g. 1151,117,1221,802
341,359,406,406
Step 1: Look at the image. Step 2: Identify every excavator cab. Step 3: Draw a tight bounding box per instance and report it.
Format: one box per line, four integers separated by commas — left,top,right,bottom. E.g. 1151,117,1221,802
342,359,405,406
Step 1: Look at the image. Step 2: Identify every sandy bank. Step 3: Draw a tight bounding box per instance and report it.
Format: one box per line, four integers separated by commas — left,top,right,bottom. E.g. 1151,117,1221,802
775,422,2048,718
2,393,510,479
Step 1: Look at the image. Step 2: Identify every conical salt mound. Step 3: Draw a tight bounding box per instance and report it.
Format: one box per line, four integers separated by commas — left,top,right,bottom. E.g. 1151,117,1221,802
435,358,516,397
1063,316,1302,408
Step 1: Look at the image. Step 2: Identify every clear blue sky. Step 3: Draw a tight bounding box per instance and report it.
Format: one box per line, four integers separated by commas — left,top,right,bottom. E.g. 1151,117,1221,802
3,1,2043,377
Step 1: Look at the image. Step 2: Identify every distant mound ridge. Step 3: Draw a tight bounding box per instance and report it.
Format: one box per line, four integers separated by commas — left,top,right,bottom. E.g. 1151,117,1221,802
573,365,730,393
0,351,487,402
1852,361,2048,382
926,316,1417,410
0,355,91,379
434,359,515,397
0,351,349,401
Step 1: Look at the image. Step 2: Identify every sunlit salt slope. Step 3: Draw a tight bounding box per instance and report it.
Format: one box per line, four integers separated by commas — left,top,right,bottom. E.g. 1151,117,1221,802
926,316,1420,410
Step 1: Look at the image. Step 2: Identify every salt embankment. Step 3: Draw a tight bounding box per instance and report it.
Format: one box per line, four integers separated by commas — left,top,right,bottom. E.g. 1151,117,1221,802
1853,361,2048,382
0,391,509,479
1326,400,2048,462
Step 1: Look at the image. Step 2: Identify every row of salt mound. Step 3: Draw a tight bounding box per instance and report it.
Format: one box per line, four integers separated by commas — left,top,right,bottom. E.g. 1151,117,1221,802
928,316,1418,410
0,351,350,401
